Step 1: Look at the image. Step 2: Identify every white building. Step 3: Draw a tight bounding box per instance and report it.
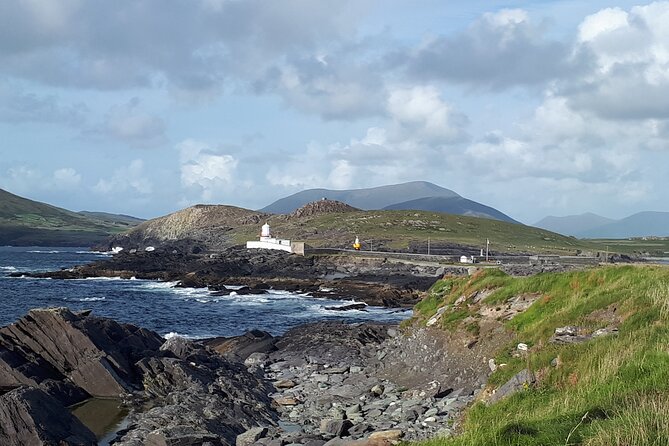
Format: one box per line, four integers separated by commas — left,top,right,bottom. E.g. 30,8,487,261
246,223,294,253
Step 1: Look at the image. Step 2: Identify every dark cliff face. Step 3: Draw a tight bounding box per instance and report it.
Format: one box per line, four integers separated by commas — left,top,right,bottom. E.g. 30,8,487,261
0,308,278,446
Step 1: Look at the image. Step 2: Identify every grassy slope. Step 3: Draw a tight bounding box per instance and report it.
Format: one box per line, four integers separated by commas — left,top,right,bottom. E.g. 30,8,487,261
231,210,592,255
414,266,669,445
588,238,669,257
0,189,131,246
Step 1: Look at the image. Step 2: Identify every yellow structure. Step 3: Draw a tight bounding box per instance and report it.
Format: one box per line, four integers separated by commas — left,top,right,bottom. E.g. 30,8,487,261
353,236,361,250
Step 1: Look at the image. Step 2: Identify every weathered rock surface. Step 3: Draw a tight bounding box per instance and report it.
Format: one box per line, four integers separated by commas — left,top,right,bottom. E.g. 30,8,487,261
0,309,280,446
247,321,487,444
0,307,163,398
0,386,96,446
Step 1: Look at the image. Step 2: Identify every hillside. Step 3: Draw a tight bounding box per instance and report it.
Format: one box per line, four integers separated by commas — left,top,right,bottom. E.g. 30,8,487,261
261,181,460,213
78,211,144,227
103,201,590,255
235,208,589,255
103,204,267,250
534,213,615,237
384,196,518,224
414,265,669,445
0,188,137,246
535,211,669,239
579,211,669,239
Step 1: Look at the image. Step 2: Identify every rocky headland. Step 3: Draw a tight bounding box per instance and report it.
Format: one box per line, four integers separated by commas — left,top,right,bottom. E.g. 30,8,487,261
0,307,501,446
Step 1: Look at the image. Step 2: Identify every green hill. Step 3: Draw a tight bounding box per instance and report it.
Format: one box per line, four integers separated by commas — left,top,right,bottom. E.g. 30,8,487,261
232,209,590,255
0,189,140,246
414,265,669,445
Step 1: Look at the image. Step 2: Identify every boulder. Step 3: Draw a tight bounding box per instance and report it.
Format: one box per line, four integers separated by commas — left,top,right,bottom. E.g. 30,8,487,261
236,427,268,446
488,369,535,404
0,386,96,446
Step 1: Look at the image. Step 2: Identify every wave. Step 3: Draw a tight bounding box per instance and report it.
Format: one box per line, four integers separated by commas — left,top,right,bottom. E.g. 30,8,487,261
1,266,18,272
27,250,63,254
163,331,213,340
68,296,107,302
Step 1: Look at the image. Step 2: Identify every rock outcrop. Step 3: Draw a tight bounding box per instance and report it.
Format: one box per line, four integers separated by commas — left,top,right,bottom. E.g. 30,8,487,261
0,309,279,446
0,307,163,398
0,387,96,446
289,200,359,219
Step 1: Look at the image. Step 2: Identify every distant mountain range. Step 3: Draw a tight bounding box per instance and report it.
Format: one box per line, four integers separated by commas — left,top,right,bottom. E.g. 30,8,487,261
0,188,143,246
534,211,669,239
261,181,518,223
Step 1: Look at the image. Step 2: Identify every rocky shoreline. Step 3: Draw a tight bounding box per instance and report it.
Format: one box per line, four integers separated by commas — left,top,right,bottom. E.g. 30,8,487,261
0,307,496,446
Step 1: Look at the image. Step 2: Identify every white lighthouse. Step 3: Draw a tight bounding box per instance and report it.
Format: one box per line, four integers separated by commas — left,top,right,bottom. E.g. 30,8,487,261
246,222,293,253
261,223,271,238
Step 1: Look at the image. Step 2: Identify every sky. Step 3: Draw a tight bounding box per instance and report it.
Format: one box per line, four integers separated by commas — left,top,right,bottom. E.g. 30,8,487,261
1,0,668,224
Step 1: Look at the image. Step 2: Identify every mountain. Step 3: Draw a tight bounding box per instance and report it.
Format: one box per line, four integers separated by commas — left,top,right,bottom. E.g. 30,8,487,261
78,211,145,227
383,196,518,224
260,181,516,223
107,199,588,255
261,181,460,214
578,211,669,239
534,213,615,237
0,188,140,246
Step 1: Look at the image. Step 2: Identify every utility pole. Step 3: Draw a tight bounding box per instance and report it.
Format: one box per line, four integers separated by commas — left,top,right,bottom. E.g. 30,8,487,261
605,245,608,263
486,238,490,262
427,237,431,255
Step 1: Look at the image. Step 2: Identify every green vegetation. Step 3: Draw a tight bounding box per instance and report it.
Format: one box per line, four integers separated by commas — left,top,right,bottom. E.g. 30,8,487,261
414,265,669,446
589,238,669,258
0,188,138,246
232,210,594,255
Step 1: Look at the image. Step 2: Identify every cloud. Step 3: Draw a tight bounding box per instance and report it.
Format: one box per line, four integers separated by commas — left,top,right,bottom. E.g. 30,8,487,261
178,140,238,202
0,83,87,124
0,0,368,96
97,98,166,148
266,86,468,191
0,165,83,200
52,168,82,188
400,9,588,89
560,2,669,120
93,159,152,195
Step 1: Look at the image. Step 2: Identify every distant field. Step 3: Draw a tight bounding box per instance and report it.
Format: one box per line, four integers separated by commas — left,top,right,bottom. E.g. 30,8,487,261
588,238,669,257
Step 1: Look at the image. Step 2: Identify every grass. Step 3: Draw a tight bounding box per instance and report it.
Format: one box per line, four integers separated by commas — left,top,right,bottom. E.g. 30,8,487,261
414,265,669,446
588,238,669,258
0,189,133,246
231,210,595,255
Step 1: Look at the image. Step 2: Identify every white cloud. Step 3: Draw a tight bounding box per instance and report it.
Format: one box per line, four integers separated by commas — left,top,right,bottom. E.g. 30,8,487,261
177,139,238,202
93,159,152,195
387,85,468,144
52,168,81,188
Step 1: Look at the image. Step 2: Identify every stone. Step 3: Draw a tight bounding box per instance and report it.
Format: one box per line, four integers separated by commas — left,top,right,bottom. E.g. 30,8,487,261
423,408,438,418
370,384,384,396
245,352,270,368
488,358,497,372
488,369,535,404
237,427,269,446
0,386,97,446
274,396,299,406
320,419,353,437
517,343,528,352
369,430,403,442
274,379,297,389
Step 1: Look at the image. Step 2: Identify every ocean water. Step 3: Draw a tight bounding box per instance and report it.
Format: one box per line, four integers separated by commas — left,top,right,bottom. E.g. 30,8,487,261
0,247,411,338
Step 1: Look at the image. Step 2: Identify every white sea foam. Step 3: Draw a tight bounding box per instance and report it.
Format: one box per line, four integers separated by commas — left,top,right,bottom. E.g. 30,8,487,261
1,266,18,272
78,296,107,302
27,250,62,254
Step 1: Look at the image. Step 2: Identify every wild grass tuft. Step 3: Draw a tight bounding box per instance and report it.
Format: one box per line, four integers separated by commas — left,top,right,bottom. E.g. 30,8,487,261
413,265,669,446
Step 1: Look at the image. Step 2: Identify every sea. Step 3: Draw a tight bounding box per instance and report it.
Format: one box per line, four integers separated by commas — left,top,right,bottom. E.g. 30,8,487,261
0,246,411,338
